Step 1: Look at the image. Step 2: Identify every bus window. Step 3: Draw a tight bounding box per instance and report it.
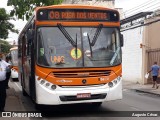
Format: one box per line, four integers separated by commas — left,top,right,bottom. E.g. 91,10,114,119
37,31,49,66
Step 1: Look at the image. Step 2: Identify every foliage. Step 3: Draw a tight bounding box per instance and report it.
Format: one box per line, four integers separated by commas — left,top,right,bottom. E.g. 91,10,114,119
7,0,64,20
0,8,18,39
0,40,12,54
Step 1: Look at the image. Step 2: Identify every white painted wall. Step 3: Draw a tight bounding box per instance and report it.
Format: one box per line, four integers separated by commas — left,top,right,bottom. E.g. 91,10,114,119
122,27,143,83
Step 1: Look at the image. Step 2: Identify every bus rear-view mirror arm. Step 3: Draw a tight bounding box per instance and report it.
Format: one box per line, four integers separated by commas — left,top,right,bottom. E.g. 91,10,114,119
120,34,124,47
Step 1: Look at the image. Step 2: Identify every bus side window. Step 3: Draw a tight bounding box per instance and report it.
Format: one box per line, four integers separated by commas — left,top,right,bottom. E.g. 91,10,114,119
27,38,31,56
18,36,23,58
24,34,28,56
23,35,27,57
26,22,35,56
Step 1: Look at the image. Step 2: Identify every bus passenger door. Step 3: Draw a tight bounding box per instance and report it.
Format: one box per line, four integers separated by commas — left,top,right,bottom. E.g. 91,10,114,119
26,27,35,99
26,33,33,97
21,36,27,92
22,34,31,95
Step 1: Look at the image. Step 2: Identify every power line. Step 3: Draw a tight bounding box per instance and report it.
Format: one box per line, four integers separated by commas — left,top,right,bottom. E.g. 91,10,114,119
122,1,160,18
125,2,160,17
126,1,160,14
123,0,156,13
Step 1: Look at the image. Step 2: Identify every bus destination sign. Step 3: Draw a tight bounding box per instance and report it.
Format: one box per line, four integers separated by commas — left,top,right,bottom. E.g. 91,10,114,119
37,9,119,22
49,10,107,20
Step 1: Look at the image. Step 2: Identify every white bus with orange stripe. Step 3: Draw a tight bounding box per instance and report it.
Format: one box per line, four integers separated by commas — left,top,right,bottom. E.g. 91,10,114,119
10,47,18,81
18,5,123,108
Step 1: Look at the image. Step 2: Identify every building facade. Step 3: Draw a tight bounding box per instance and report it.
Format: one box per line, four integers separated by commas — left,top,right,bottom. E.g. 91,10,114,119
121,10,160,84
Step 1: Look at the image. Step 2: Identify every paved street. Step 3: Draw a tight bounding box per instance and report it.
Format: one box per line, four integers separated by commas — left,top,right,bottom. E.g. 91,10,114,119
0,80,160,120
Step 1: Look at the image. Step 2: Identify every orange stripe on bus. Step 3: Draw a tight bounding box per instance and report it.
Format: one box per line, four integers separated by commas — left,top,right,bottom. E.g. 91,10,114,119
35,21,120,27
35,64,122,85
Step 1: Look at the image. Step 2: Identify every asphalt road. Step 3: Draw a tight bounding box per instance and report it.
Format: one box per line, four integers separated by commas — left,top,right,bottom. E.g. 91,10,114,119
10,81,160,120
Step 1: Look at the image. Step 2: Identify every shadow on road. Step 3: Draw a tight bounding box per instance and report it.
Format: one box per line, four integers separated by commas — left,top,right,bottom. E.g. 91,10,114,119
38,104,117,117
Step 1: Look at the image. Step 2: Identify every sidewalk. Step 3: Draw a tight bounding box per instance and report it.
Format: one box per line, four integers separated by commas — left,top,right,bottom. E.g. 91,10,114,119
123,81,160,96
0,82,29,120
5,81,25,112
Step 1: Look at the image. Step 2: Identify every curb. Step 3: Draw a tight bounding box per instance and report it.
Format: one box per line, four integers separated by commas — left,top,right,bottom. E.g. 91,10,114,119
133,89,160,97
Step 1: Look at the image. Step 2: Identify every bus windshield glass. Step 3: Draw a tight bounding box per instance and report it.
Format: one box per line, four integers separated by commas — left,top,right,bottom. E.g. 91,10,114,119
11,49,18,66
37,26,121,68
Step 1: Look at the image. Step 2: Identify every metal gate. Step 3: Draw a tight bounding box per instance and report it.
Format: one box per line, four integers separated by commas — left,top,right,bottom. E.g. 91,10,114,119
147,48,160,83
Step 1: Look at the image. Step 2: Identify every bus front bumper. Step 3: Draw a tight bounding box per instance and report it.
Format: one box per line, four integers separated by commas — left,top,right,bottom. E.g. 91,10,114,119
35,78,122,105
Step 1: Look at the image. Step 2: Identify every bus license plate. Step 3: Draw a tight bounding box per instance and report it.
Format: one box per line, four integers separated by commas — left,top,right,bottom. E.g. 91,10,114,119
77,93,91,99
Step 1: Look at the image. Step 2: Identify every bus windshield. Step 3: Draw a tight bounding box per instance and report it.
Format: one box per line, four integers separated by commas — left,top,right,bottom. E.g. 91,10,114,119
37,26,121,68
11,49,18,66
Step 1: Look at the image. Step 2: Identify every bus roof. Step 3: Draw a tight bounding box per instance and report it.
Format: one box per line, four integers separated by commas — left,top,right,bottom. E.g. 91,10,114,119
35,4,118,12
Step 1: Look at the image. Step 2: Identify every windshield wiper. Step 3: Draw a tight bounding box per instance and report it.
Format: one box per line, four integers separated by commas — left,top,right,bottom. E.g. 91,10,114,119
87,33,93,57
57,23,76,47
91,24,103,46
75,33,78,59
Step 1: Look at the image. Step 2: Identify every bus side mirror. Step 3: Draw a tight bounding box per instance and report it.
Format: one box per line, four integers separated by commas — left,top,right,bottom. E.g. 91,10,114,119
120,34,124,47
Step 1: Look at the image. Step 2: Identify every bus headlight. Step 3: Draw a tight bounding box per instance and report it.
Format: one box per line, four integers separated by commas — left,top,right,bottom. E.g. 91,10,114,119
40,80,45,84
51,85,56,90
117,76,121,81
38,79,57,90
108,82,113,87
45,83,50,87
113,80,117,84
108,76,121,88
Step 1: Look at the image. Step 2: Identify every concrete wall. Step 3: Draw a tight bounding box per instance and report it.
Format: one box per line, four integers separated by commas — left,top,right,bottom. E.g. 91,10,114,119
142,16,160,84
122,27,143,84
144,16,160,49
121,15,160,84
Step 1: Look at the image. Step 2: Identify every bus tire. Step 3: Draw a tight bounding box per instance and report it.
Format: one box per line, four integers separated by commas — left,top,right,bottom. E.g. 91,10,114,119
92,102,102,107
22,88,28,96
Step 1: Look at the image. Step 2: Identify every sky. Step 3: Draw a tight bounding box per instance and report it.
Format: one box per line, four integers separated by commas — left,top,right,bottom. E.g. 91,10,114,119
0,0,159,44
115,0,147,11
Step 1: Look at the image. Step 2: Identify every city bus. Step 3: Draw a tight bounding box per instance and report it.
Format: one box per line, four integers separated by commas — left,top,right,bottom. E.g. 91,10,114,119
10,47,18,81
18,5,123,108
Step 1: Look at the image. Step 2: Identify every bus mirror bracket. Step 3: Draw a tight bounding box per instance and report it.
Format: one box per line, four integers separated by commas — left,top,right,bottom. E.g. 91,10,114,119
120,34,124,47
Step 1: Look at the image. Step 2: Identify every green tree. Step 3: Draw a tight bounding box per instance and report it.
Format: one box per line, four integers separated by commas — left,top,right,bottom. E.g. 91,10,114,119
0,8,18,39
0,40,12,54
7,0,64,20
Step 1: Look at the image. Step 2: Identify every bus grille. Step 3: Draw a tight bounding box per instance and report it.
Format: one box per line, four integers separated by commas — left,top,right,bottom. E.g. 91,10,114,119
53,70,111,78
59,84,106,88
